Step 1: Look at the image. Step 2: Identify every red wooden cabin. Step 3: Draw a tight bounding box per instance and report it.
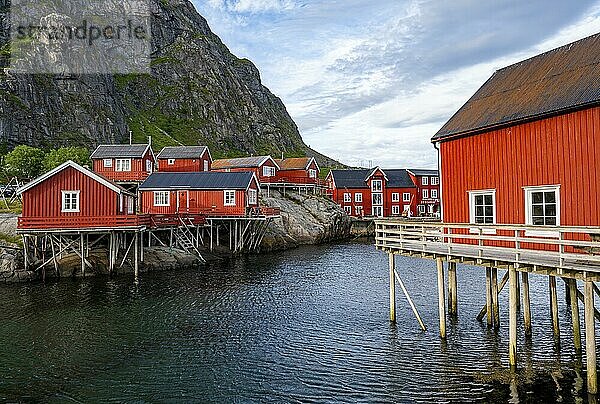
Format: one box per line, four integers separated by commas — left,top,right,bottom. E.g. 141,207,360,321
91,144,155,183
16,160,139,230
407,169,440,217
326,168,417,217
274,157,320,184
156,146,212,172
211,156,279,184
138,171,260,217
433,33,600,231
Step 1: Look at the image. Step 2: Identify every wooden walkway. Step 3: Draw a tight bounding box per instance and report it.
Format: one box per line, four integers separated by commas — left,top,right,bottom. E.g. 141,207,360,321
375,220,600,395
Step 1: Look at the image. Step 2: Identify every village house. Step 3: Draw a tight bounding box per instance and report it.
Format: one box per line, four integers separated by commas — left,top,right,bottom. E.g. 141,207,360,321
274,157,320,184
432,33,600,229
326,168,417,217
90,144,155,184
138,171,260,217
16,160,138,230
156,146,212,172
211,156,280,184
407,169,440,217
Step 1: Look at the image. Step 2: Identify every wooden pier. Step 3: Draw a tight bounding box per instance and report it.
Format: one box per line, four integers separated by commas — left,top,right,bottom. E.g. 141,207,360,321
376,220,600,394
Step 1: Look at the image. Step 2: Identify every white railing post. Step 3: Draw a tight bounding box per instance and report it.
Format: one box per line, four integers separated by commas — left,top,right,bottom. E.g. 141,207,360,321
515,229,520,263
559,230,565,268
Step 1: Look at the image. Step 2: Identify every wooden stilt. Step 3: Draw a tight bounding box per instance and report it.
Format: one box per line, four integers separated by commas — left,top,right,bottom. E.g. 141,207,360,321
210,221,214,252
522,272,532,337
448,262,457,316
585,279,597,394
486,267,493,328
436,258,446,339
108,233,114,275
492,267,500,329
389,253,396,323
134,232,139,281
394,269,426,331
569,279,581,352
140,232,144,263
549,276,560,340
508,265,518,368
22,235,29,271
80,233,85,277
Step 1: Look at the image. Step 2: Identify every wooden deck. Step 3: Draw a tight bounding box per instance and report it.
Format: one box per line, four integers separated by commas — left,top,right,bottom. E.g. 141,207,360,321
376,220,600,280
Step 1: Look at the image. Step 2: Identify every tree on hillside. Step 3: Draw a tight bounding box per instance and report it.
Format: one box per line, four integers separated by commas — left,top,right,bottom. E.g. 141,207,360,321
43,147,91,171
3,145,45,179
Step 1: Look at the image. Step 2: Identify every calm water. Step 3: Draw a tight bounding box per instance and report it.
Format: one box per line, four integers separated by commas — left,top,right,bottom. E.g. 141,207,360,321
0,241,595,402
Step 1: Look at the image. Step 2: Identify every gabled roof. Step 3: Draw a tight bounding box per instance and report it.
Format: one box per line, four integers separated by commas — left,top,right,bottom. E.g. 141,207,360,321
407,169,439,177
211,156,280,170
275,157,319,171
139,172,258,191
90,144,152,159
329,168,416,189
157,146,212,161
17,160,131,195
433,33,600,142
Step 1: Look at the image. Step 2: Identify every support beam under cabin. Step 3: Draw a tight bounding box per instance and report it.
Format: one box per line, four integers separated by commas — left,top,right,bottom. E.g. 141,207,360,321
522,272,532,337
549,276,560,341
508,265,518,368
436,258,446,339
389,253,396,323
569,279,582,352
448,262,457,316
486,267,493,328
585,279,597,395
491,267,500,330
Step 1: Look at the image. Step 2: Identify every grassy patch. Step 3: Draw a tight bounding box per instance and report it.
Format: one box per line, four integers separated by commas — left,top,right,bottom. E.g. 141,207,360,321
0,201,22,214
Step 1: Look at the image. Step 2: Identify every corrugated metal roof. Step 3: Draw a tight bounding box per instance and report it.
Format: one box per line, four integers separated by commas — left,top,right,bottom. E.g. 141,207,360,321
211,156,271,169
139,172,254,190
157,146,208,159
91,144,149,159
433,33,600,141
384,169,417,188
275,157,312,170
408,169,439,177
329,169,370,188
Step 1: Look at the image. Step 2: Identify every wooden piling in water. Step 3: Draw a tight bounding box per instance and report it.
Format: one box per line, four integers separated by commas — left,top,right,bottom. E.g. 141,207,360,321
569,279,581,352
134,232,139,282
508,265,518,368
389,253,396,323
80,233,85,277
549,276,560,340
448,262,457,316
585,279,597,395
491,268,500,329
436,258,446,339
486,267,493,328
522,272,532,337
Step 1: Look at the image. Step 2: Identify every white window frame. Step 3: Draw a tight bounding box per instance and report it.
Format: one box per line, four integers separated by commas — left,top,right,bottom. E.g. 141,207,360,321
262,166,275,177
418,205,425,214
103,159,112,168
355,193,362,203
168,159,175,165
344,206,352,214
203,160,209,171
391,193,400,202
372,193,383,206
431,177,439,186
403,193,411,202
468,189,496,234
371,180,382,192
392,205,400,215
422,189,429,199
61,190,80,213
309,169,317,178
372,206,383,217
248,189,257,205
115,158,132,172
153,191,170,207
431,189,438,199
422,177,428,186
355,206,363,216
524,185,560,237
146,159,153,173
224,190,236,206
344,193,351,203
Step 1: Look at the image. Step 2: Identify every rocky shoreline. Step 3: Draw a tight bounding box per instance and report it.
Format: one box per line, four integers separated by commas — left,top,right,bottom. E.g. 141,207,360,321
0,191,354,283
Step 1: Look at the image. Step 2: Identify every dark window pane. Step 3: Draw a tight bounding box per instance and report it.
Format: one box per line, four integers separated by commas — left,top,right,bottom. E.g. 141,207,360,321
485,206,493,216
544,191,556,204
545,204,556,217
475,195,483,205
532,205,544,216
475,217,484,224
476,207,484,216
532,192,543,204
545,217,556,226
484,217,493,224
484,195,493,205
533,217,545,225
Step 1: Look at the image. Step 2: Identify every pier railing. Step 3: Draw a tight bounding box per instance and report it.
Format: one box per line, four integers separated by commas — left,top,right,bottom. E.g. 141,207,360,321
376,220,600,273
17,214,151,230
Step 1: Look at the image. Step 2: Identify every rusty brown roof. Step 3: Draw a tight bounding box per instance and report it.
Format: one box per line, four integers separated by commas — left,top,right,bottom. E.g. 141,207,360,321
433,33,600,142
275,157,316,171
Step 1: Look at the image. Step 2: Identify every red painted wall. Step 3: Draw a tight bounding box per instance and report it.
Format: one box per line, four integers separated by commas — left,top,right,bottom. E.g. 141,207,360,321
213,160,278,184
157,154,211,172
22,166,119,218
93,149,154,182
440,106,600,226
408,173,440,216
277,161,320,183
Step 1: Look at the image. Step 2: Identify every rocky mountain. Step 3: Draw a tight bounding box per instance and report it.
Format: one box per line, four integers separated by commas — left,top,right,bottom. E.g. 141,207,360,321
0,0,339,166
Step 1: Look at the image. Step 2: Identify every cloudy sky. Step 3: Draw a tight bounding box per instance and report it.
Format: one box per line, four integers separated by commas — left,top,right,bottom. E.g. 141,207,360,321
193,0,600,168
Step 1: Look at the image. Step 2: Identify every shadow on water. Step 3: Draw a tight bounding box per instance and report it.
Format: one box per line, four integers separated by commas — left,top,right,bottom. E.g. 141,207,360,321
0,240,597,402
